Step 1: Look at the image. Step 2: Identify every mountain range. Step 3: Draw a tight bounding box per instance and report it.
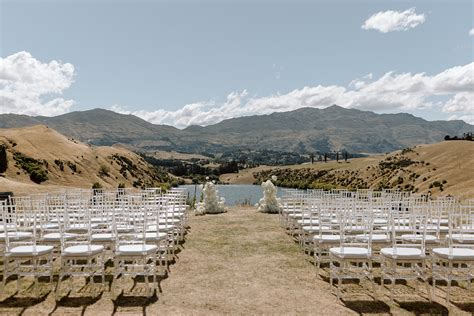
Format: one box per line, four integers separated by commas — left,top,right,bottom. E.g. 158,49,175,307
0,105,471,154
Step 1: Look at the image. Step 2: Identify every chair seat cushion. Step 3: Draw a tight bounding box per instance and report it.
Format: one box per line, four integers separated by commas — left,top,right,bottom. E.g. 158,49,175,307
288,213,310,219
67,223,99,232
401,234,439,243
329,247,370,259
380,226,412,232
314,235,342,243
421,225,449,233
429,219,449,225
161,212,185,218
393,219,410,225
135,232,168,241
34,223,59,230
0,224,18,232
0,231,33,241
450,234,474,244
158,218,181,224
355,234,391,243
302,226,330,232
116,244,158,256
373,219,388,225
146,224,174,232
116,225,134,233
63,244,104,256
381,247,424,259
298,219,320,225
9,245,54,256
42,232,77,241
433,248,474,260
91,233,115,242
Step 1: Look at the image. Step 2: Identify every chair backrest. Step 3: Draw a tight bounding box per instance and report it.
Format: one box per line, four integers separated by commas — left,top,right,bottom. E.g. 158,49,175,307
114,194,149,251
449,202,474,247
337,202,374,254
60,195,93,252
3,197,41,254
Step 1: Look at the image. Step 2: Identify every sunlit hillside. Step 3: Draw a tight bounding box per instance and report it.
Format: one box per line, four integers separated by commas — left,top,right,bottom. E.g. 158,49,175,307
222,141,474,200
0,125,172,194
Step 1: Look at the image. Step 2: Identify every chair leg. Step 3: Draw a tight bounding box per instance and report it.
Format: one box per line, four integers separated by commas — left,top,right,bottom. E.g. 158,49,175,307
55,275,63,301
1,258,7,298
16,272,20,293
425,278,432,302
390,278,395,302
446,279,451,303
337,277,342,301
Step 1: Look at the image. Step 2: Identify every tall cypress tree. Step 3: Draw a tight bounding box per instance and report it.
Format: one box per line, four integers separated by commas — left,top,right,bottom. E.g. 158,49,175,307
0,145,7,173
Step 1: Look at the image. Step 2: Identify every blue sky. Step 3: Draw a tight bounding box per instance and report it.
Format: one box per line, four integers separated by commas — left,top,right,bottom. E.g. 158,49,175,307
1,0,473,127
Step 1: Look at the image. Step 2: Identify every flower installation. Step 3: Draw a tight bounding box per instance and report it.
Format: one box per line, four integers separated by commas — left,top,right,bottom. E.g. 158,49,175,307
196,181,227,215
256,177,282,214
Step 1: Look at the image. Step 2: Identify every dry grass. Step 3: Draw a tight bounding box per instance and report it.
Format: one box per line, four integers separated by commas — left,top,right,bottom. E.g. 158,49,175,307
221,141,474,199
152,150,210,161
0,125,168,194
1,207,473,315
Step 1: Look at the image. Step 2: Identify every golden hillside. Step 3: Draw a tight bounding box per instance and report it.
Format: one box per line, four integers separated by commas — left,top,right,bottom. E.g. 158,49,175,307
0,125,171,194
223,141,474,200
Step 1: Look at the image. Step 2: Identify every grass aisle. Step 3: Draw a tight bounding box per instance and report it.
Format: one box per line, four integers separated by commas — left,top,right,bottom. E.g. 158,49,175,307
150,206,354,315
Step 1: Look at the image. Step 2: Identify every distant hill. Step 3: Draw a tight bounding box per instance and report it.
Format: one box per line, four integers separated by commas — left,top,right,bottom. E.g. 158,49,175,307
0,106,471,154
0,125,172,194
225,141,474,200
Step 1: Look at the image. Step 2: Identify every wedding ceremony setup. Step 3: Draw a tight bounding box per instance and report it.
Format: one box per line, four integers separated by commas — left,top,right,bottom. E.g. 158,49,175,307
1,184,473,308
279,189,474,303
2,0,474,313
0,188,188,299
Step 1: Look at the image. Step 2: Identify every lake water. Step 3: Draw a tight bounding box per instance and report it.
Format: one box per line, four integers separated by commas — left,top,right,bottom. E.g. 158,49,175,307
179,184,284,206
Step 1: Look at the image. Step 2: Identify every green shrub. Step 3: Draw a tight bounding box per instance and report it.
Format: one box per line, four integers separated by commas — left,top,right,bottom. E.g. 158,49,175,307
13,152,48,183
0,145,7,173
98,165,110,177
92,182,102,189
29,168,48,183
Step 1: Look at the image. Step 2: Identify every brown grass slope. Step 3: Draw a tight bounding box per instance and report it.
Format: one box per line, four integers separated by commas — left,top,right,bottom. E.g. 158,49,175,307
0,125,170,194
223,141,474,200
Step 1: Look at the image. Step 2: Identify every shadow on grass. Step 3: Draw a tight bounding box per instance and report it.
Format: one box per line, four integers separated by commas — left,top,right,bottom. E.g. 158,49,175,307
342,299,391,314
0,292,49,308
453,302,474,313
396,300,448,315
112,291,158,316
56,291,103,308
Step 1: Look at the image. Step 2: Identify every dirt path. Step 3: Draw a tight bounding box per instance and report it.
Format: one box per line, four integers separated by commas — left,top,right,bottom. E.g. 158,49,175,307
149,207,353,315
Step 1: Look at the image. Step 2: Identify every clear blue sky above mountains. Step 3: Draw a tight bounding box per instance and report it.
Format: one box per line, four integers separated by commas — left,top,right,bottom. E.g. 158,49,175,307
1,0,473,128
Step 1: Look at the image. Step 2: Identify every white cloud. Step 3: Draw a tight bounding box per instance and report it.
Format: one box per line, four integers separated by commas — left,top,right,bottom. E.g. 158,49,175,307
0,51,75,116
470,28,474,36
362,8,426,33
2,52,472,127
113,62,474,127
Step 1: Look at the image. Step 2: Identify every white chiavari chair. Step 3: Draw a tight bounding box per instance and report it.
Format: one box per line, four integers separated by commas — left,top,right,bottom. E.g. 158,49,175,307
329,204,374,300
380,206,431,301
56,195,105,300
1,199,54,297
112,194,158,298
432,203,474,302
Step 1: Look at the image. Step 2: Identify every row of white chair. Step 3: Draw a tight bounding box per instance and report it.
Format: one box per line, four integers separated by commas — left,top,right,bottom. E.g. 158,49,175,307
0,187,189,299
280,189,474,302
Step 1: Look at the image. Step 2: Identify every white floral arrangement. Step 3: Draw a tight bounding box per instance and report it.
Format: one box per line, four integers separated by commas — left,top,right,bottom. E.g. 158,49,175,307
256,177,282,213
196,181,227,215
